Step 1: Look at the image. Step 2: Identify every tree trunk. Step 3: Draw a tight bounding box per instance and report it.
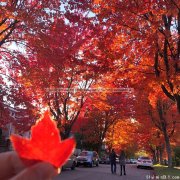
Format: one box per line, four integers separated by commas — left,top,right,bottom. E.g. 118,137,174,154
156,147,160,163
175,94,180,114
152,149,157,164
159,145,164,165
163,130,173,167
98,142,102,154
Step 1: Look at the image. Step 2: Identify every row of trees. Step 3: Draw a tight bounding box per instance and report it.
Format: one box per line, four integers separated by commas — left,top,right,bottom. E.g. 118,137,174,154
0,0,179,167
89,0,180,167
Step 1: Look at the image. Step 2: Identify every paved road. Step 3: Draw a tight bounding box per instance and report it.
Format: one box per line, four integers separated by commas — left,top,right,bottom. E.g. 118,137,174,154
54,164,154,180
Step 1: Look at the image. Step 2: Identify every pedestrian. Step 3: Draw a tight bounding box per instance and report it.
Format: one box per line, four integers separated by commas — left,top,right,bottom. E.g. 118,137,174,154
109,149,117,174
119,150,126,176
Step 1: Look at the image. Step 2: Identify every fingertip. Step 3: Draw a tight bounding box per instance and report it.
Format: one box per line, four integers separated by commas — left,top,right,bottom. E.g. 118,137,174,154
0,151,25,179
33,162,58,179
10,162,58,180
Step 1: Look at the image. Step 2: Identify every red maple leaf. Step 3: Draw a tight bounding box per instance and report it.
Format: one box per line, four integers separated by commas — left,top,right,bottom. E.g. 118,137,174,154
10,111,76,168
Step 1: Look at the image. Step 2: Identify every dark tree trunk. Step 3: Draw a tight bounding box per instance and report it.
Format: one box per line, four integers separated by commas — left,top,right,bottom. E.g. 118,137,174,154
156,147,160,163
97,142,102,154
163,130,173,167
159,145,164,165
152,149,157,164
174,94,180,114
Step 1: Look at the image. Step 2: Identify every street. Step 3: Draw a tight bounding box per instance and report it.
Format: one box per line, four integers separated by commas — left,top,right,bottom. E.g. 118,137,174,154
54,164,154,180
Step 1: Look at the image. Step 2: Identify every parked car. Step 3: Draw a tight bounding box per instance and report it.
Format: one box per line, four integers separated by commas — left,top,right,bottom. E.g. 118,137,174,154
62,154,77,170
137,157,153,169
99,156,110,164
130,158,137,164
99,156,106,164
77,151,99,167
116,157,119,163
126,159,131,164
105,157,110,164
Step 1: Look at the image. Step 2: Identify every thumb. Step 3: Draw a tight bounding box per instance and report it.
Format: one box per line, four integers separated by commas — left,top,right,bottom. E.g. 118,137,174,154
10,162,58,180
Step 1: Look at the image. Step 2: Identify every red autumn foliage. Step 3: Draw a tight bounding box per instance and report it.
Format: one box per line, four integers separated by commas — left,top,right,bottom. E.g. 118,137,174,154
0,0,179,169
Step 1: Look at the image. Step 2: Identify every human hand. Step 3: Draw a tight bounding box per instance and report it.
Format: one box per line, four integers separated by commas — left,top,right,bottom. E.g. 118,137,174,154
0,151,58,180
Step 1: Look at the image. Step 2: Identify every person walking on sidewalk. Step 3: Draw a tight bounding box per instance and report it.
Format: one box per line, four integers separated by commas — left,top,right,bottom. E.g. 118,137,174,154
109,149,117,174
119,150,126,176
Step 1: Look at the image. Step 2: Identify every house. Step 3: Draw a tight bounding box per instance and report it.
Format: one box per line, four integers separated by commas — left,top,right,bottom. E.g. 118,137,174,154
0,103,31,152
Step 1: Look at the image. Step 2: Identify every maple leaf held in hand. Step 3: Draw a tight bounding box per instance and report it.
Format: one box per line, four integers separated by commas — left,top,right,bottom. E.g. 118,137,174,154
10,111,76,168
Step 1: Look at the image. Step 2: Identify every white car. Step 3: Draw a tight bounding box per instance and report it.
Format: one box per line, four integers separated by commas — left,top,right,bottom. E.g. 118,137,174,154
130,159,137,164
62,154,77,170
137,157,153,168
77,151,99,167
